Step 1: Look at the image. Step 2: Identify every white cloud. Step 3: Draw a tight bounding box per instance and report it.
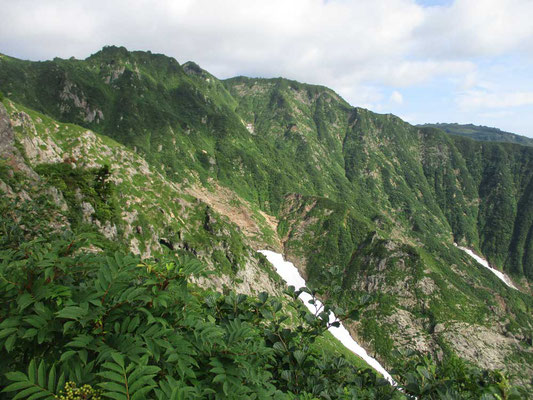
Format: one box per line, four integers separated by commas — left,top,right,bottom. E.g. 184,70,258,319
0,1,438,85
363,60,476,87
1,0,526,93
478,110,514,119
335,85,385,111
390,91,404,105
414,0,533,58
458,90,533,110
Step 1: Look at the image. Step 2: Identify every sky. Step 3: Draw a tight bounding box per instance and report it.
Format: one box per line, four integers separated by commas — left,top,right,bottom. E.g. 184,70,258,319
1,0,533,137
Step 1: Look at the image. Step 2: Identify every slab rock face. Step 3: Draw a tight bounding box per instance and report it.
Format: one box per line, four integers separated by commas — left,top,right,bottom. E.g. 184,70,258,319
0,103,14,156
439,322,533,384
0,104,37,178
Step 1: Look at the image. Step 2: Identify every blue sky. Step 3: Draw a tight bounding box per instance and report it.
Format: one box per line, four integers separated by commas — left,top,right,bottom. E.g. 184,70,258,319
1,0,533,137
416,0,453,6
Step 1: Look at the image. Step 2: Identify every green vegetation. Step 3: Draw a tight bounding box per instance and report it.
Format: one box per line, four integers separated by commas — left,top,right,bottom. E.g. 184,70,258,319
1,48,532,280
420,122,533,147
35,163,118,226
1,195,390,399
1,46,533,394
0,197,526,399
391,350,525,399
1,99,272,279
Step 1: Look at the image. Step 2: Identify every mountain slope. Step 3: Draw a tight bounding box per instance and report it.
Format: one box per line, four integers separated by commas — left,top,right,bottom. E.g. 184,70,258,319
420,122,533,147
0,100,282,295
2,47,532,279
225,75,533,280
1,47,533,390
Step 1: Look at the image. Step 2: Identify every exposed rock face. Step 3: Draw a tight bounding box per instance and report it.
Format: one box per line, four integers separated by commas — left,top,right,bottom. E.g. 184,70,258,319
59,81,104,123
192,253,282,296
0,104,37,178
97,220,118,240
45,186,68,211
275,187,533,389
416,276,438,295
1,100,284,300
0,103,70,232
81,202,96,223
439,322,533,384
185,182,281,252
384,309,434,353
104,65,126,84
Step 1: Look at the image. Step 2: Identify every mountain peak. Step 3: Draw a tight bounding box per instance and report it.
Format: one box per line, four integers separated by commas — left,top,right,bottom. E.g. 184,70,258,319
182,61,211,78
88,45,131,61
87,45,181,69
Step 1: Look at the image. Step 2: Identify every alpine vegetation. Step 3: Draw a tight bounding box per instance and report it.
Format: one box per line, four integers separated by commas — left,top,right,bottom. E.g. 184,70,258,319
0,46,532,398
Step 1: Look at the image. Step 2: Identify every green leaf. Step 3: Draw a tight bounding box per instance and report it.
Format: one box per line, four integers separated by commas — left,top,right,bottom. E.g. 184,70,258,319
2,381,33,392
37,361,45,387
21,328,38,339
17,293,34,312
62,321,76,334
5,372,28,382
99,370,126,383
100,381,127,394
293,350,307,365
66,334,93,348
26,391,51,400
100,391,126,400
111,353,125,368
56,306,86,320
258,291,268,304
23,315,47,329
5,333,17,352
12,386,42,400
127,316,140,333
101,361,125,375
59,350,77,363
47,365,56,392
131,387,156,400
28,359,37,383
0,317,21,329
0,327,17,339
56,373,65,395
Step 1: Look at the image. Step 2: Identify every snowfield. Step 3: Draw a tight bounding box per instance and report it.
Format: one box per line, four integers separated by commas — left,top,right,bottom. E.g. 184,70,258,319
454,244,517,290
258,250,395,384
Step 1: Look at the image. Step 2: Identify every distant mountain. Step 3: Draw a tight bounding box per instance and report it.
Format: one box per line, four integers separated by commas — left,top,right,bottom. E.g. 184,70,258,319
420,122,533,147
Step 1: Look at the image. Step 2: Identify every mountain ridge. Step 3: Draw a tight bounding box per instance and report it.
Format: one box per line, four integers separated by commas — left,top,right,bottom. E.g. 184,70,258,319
419,122,533,147
1,45,532,280
1,46,533,392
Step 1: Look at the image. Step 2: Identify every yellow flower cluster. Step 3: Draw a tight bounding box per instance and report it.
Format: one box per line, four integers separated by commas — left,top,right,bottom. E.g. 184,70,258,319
55,381,102,400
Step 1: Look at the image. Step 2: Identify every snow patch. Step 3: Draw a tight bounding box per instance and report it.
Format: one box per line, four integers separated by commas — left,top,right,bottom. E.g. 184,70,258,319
455,244,517,290
258,250,395,384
